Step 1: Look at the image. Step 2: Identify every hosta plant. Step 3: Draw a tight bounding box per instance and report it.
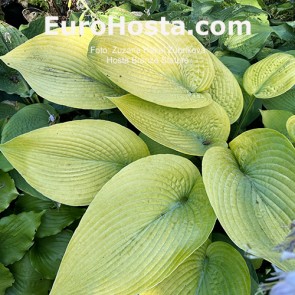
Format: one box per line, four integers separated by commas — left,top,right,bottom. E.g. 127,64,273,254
0,13,295,295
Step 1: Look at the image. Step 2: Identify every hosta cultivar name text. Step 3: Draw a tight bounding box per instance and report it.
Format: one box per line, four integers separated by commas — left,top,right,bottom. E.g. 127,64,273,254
45,16,251,36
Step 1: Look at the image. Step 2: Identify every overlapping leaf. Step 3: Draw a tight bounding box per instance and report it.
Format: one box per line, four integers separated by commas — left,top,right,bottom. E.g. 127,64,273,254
5,253,52,295
0,120,149,205
219,20,273,59
29,230,73,279
203,128,295,270
0,171,18,212
260,110,293,138
0,28,125,109
0,263,14,294
0,211,43,265
111,94,230,156
88,22,215,109
262,87,295,113
243,53,295,98
207,51,243,123
1,103,59,143
50,155,216,295
141,240,250,295
0,21,29,96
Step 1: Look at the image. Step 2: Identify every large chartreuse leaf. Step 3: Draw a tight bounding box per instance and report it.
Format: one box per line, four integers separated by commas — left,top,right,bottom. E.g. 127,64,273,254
29,230,73,279
0,171,18,212
0,211,43,265
203,128,295,271
1,103,59,143
111,94,230,156
0,263,14,294
141,240,250,295
262,87,295,113
88,22,215,109
5,253,52,295
207,51,243,123
286,115,295,143
0,120,149,206
50,155,216,295
243,53,295,98
0,29,125,109
0,21,29,96
260,110,293,138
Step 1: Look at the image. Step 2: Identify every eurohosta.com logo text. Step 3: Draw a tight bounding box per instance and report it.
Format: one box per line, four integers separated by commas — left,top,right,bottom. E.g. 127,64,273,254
45,16,251,36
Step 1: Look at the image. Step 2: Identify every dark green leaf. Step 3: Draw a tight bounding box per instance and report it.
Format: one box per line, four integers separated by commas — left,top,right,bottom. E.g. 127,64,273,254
1,103,58,143
29,230,73,279
0,263,14,294
5,253,52,295
0,211,43,265
0,171,18,213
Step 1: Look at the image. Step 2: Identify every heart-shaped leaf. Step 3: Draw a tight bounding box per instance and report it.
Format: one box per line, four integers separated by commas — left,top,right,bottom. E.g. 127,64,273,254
141,240,250,295
203,128,295,271
0,29,125,109
0,120,149,205
243,53,295,98
88,22,215,109
50,154,216,295
111,94,230,156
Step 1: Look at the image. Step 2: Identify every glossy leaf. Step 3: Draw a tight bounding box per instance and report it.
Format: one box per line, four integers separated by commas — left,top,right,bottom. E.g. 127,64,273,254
0,21,29,96
88,22,215,109
1,103,59,143
219,56,251,85
261,110,293,138
50,154,216,295
0,263,14,294
0,120,150,205
111,94,230,156
286,115,295,143
5,253,52,295
36,206,85,238
203,128,295,271
207,51,243,123
262,87,295,113
15,193,85,238
141,240,250,295
0,171,18,212
243,53,295,98
0,211,43,265
0,29,125,109
29,230,73,279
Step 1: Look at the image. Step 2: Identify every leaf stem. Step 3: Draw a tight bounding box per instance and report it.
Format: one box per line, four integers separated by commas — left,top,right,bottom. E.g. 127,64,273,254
233,95,256,138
